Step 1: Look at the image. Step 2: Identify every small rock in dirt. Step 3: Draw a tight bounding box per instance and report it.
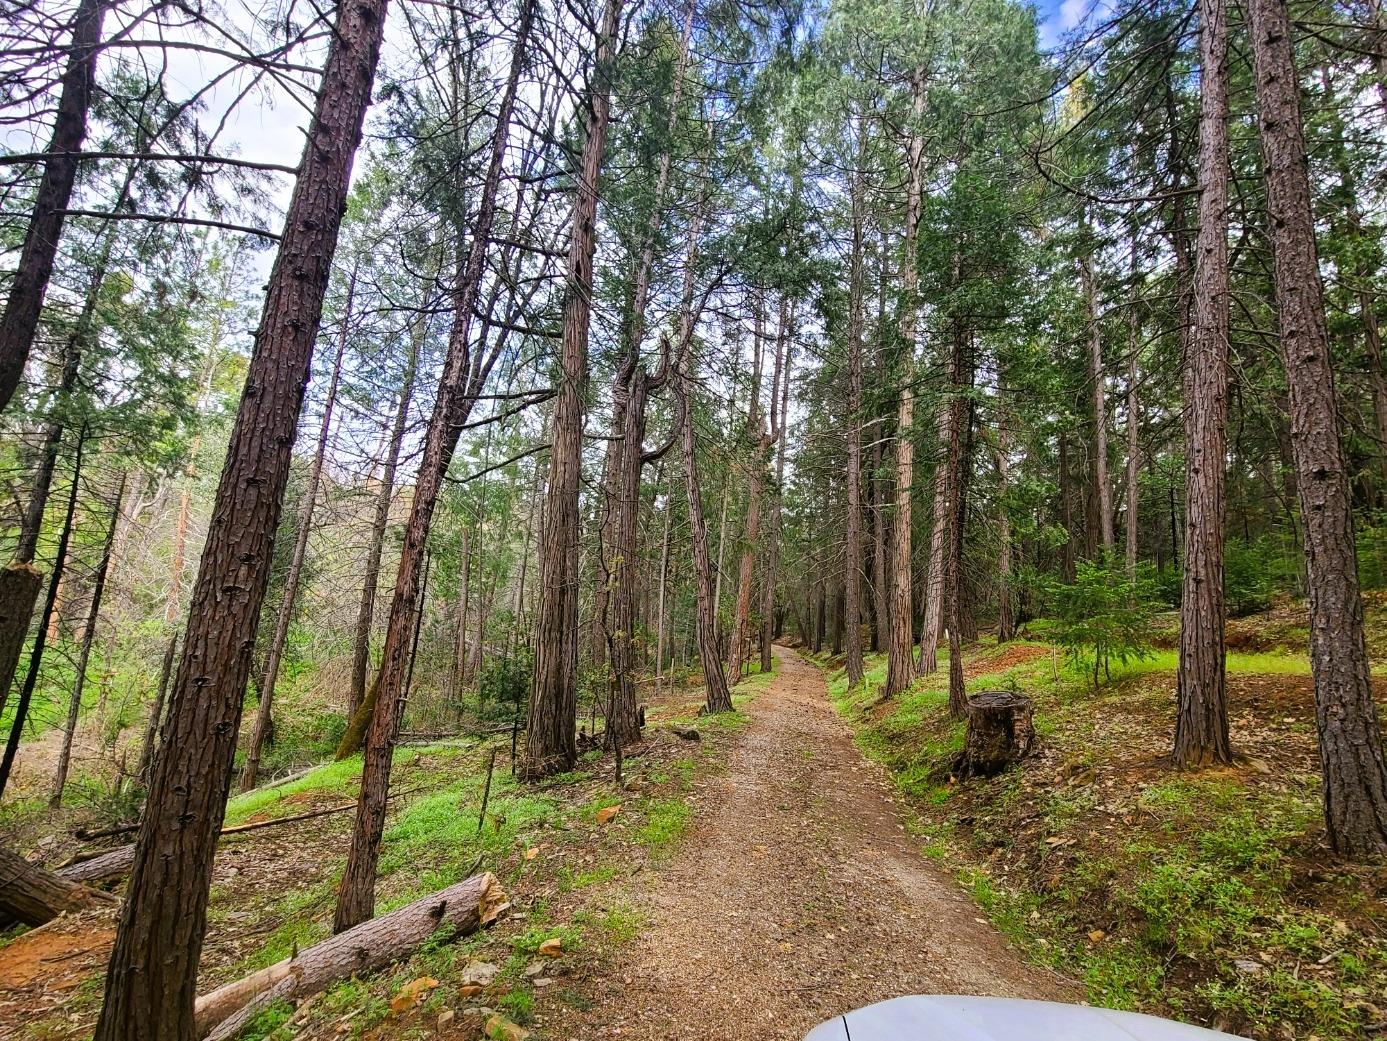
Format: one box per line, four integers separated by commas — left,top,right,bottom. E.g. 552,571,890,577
438,1009,456,1029
1233,957,1263,975
672,725,700,741
537,937,563,958
524,961,545,977
485,1014,530,1041
460,961,501,986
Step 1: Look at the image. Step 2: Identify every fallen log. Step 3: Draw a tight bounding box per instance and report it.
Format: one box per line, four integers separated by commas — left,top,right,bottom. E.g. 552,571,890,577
72,762,339,841
194,871,510,1039
60,786,427,885
0,844,117,926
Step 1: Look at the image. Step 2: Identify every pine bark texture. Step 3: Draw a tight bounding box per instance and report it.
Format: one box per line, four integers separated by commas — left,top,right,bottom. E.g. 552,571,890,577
1250,0,1387,855
0,844,115,926
93,0,389,1034
0,0,107,414
884,66,926,698
522,0,620,781
1174,0,1233,768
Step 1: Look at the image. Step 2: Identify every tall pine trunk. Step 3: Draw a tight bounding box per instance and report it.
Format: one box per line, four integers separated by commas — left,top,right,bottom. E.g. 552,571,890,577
843,119,868,689
1174,0,1232,767
94,0,389,1030
347,325,420,724
521,0,620,781
884,66,926,698
334,0,536,930
0,0,107,414
1249,0,1387,855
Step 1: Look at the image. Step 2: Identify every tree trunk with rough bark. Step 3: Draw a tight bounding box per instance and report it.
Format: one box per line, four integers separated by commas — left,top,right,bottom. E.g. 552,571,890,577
0,0,107,414
1174,0,1232,768
884,66,926,698
0,844,115,926
333,1,535,932
521,0,618,783
93,0,390,1033
1250,0,1387,856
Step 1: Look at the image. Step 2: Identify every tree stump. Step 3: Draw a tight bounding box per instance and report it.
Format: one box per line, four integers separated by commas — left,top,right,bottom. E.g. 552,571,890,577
957,690,1035,778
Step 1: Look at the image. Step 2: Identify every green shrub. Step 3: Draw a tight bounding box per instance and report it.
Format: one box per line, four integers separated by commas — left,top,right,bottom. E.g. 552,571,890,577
1046,554,1160,688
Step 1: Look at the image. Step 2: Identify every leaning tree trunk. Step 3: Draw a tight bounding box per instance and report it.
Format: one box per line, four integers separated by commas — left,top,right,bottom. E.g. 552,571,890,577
1174,0,1232,768
93,0,390,1034
521,0,621,781
0,427,85,800
334,0,536,933
51,473,126,807
135,629,178,788
240,283,352,791
884,65,925,698
1249,0,1387,856
346,323,420,726
0,844,115,927
0,0,107,415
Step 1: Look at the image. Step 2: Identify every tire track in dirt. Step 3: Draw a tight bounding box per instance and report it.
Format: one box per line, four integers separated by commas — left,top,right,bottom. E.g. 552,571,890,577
552,647,1076,1040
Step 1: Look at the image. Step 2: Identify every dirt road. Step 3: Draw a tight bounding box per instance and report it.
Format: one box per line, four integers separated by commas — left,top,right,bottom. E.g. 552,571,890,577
556,647,1075,1039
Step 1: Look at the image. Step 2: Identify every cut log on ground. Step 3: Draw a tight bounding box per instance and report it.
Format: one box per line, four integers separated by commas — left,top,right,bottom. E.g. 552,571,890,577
0,844,117,926
957,690,1035,778
59,786,426,886
194,871,510,1039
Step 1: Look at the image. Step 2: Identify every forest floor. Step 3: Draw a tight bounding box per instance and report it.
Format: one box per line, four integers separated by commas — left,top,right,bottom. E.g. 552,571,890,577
538,648,1073,1040
811,591,1387,1041
5,600,1385,1040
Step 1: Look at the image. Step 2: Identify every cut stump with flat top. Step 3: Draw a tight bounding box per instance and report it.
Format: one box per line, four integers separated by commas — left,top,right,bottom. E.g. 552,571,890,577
958,690,1035,778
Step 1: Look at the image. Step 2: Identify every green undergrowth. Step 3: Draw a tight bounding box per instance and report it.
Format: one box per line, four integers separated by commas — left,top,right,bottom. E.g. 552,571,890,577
805,622,1385,1041
216,707,738,1041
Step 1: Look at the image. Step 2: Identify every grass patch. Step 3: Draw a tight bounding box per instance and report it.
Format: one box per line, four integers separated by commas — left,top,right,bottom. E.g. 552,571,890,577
634,797,691,851
797,622,1385,1041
